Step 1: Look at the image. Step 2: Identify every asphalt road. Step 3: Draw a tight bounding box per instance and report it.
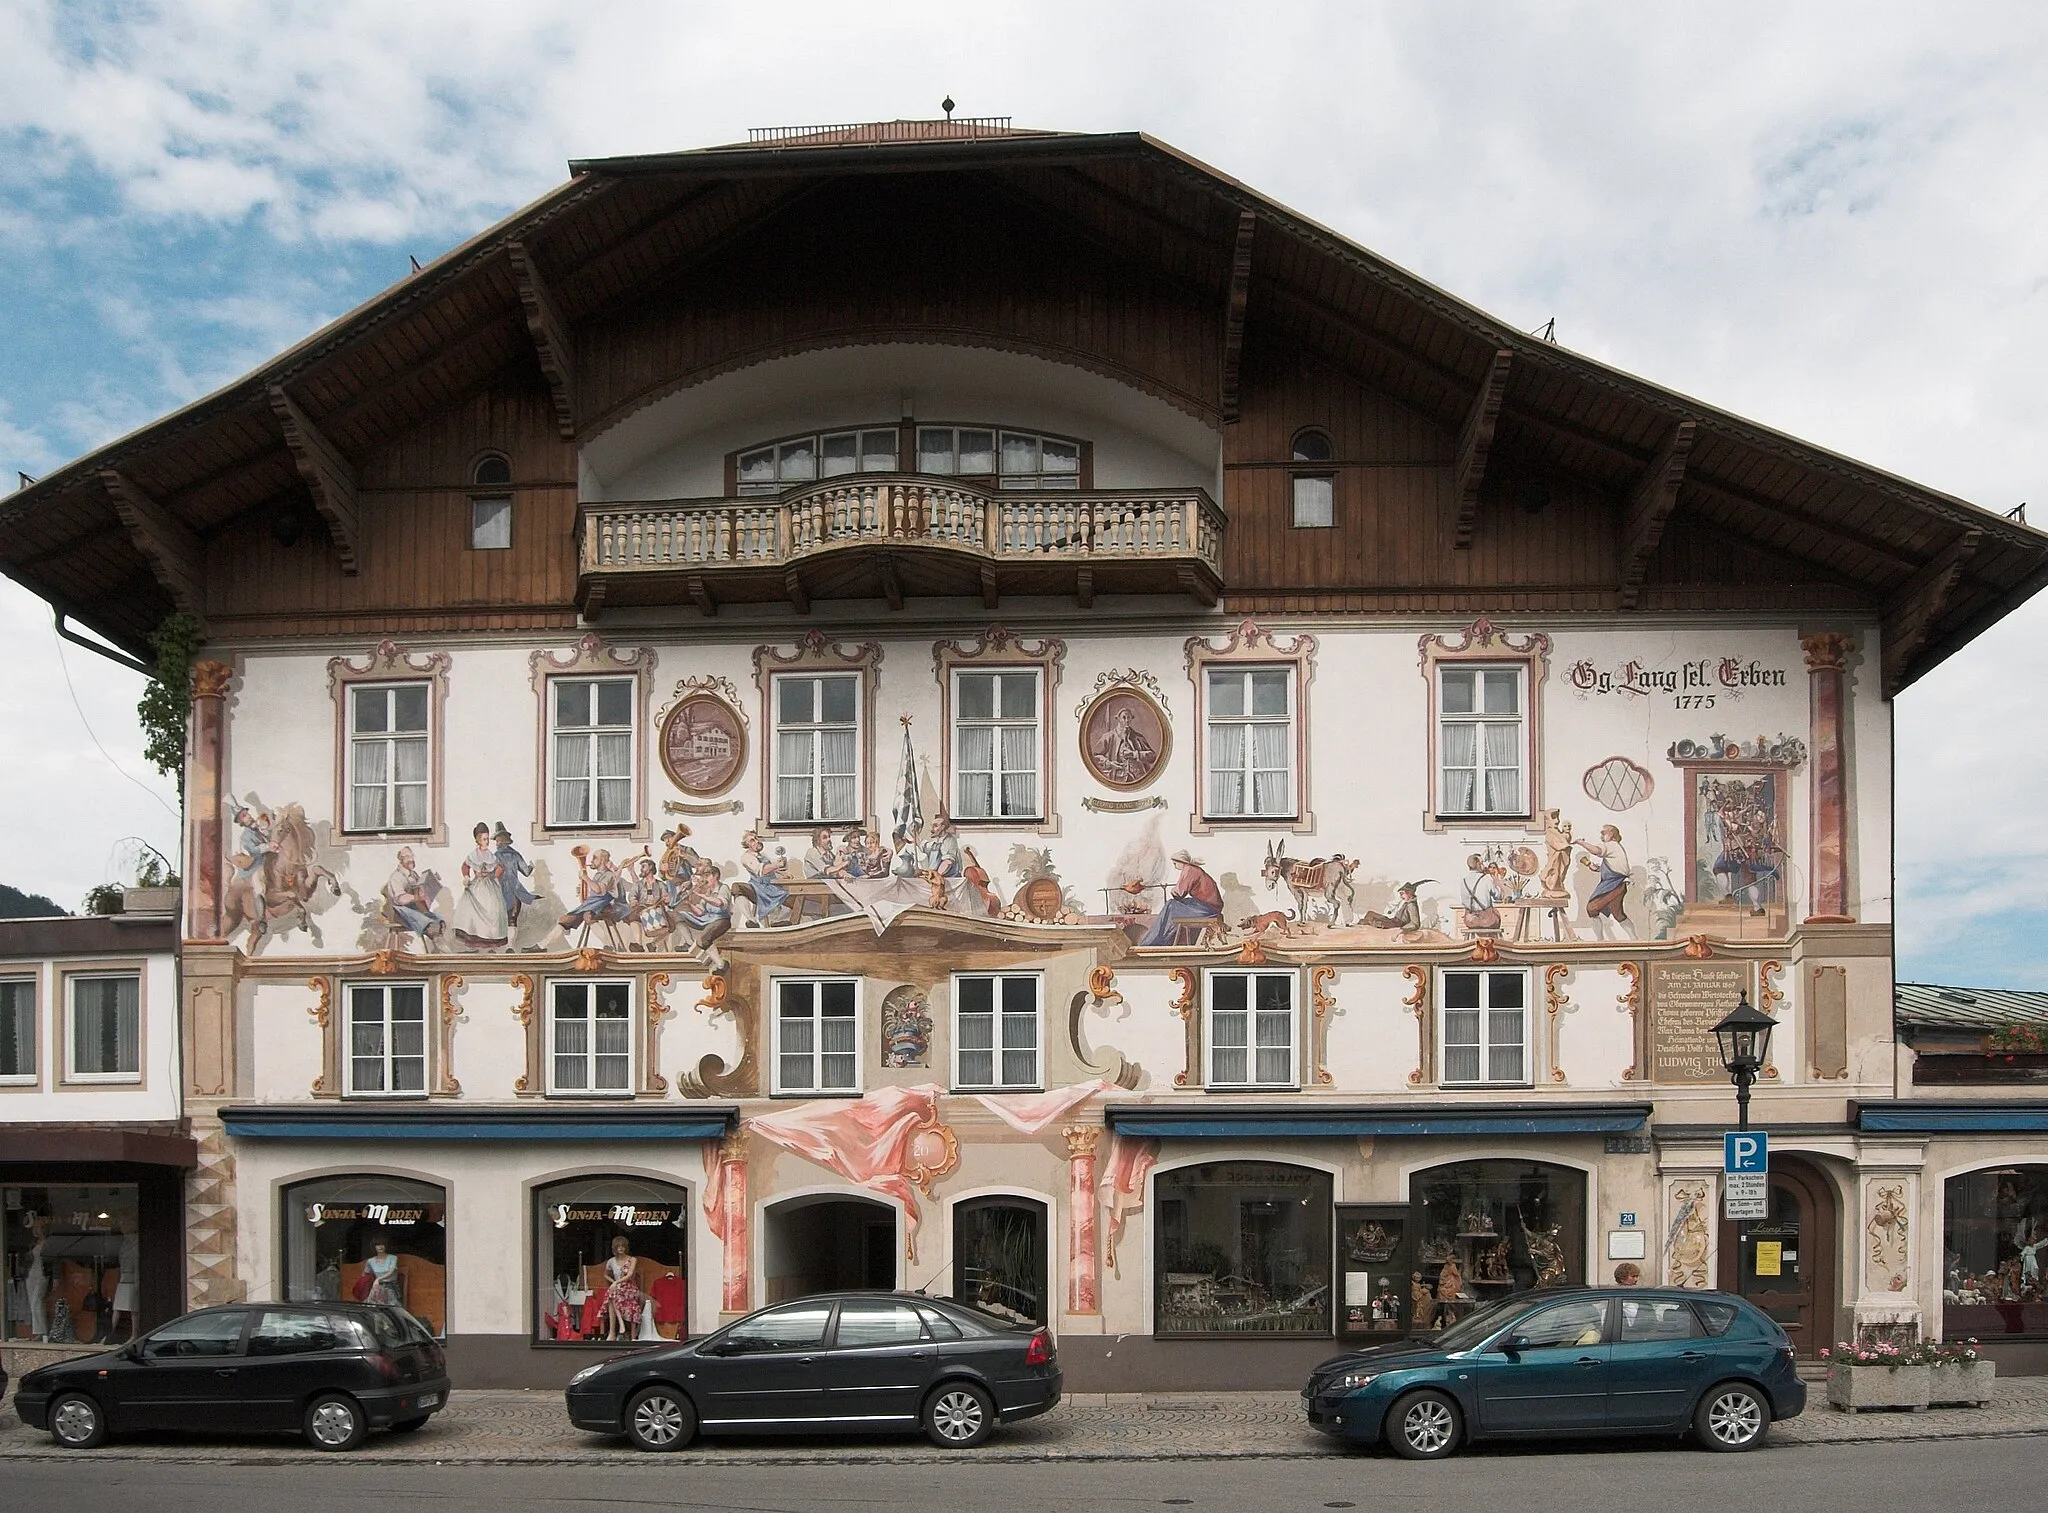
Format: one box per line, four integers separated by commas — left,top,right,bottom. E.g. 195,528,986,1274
9,1437,2048,1513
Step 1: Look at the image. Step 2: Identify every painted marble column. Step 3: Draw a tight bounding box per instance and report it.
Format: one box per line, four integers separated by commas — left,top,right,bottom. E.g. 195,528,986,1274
1801,633,1856,923
718,1133,750,1314
185,659,233,941
1064,1125,1102,1314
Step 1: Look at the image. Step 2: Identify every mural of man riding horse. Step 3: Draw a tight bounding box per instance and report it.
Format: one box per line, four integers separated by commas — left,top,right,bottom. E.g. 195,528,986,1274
220,798,338,949
1261,840,1360,925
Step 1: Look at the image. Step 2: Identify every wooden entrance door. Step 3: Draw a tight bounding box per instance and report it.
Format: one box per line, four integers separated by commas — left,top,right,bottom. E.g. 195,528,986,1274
1718,1154,1836,1356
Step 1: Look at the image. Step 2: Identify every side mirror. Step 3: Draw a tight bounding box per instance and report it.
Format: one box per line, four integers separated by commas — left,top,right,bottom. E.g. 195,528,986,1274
1502,1335,1531,1356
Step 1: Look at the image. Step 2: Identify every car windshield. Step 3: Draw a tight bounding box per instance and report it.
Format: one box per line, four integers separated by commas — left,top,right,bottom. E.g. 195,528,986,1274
363,1309,410,1350
1433,1296,1535,1351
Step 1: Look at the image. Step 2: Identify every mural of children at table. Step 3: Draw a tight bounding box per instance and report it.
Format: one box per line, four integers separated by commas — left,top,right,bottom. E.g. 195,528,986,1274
382,846,446,948
1574,823,1633,939
739,831,794,926
492,822,537,926
559,846,626,945
1140,851,1225,947
451,822,510,949
601,1235,645,1341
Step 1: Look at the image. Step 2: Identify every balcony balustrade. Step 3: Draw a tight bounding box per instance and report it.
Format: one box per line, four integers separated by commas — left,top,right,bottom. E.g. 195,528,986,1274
577,475,1224,614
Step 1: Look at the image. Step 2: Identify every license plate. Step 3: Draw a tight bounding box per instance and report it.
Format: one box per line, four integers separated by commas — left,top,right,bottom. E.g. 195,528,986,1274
415,1393,440,1409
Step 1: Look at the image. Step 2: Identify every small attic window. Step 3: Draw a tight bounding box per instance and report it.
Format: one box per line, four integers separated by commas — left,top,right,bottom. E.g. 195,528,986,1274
1290,429,1334,528
1940,990,1978,1004
470,453,513,550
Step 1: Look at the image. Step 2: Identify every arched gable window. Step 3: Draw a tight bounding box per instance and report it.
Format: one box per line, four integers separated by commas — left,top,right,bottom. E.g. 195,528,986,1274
470,453,513,550
1290,429,1334,528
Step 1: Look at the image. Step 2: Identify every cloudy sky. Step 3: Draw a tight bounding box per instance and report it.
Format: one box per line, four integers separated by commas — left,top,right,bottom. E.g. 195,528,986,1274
1,2,2045,982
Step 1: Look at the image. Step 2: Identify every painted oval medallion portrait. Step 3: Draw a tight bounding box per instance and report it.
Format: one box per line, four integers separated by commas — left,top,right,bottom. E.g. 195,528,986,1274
658,693,746,797
1079,687,1170,790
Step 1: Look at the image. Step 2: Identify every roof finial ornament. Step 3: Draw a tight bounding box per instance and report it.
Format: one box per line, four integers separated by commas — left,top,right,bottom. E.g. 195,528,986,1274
942,96,955,119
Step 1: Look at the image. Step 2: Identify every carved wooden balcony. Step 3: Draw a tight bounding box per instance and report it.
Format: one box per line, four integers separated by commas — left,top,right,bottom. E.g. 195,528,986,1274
576,475,1225,615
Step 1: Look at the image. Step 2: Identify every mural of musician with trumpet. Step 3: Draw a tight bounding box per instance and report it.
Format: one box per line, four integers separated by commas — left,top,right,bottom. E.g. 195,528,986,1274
559,845,627,946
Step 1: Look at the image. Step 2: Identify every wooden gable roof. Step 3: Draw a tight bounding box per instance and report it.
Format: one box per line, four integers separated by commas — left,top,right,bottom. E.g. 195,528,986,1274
1,124,2040,694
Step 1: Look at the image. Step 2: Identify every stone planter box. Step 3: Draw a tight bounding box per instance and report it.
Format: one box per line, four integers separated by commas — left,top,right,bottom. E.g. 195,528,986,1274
1826,1363,1930,1413
1929,1359,1996,1407
120,886,181,915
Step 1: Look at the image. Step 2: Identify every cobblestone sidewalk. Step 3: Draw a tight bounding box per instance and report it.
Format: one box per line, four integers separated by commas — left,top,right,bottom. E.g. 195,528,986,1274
3,1382,2046,1464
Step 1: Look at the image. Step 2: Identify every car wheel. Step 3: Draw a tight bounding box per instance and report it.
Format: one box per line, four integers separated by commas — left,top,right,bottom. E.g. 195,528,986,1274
1694,1381,1770,1451
48,1392,107,1450
1385,1389,1462,1460
304,1393,368,1452
923,1382,996,1448
389,1416,430,1434
624,1385,696,1452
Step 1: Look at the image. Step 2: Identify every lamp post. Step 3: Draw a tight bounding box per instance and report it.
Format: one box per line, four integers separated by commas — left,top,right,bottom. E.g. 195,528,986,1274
1712,991,1778,1132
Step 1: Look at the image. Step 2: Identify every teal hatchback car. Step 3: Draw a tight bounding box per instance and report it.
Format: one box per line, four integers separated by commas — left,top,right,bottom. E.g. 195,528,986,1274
1303,1287,1804,1459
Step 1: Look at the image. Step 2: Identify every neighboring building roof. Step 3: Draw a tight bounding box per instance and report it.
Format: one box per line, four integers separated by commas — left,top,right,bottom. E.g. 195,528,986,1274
0,913,179,959
1895,981,2048,1031
1,121,2041,687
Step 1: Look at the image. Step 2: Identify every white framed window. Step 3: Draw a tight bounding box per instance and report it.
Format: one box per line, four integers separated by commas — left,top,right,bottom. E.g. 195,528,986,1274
549,675,636,827
346,682,432,832
772,672,861,824
952,973,1042,1090
1204,667,1295,818
1437,665,1526,817
345,983,428,1097
953,668,1042,820
0,978,34,1084
548,979,633,1096
737,428,900,493
1205,970,1297,1089
67,974,140,1082
774,978,859,1095
1439,967,1529,1086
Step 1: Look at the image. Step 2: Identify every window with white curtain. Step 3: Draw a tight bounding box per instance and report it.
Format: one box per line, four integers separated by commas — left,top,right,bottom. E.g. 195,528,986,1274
773,673,861,824
1206,970,1297,1088
346,682,431,832
550,676,635,827
1439,968,1529,1086
953,974,1041,1090
953,669,1042,820
68,974,140,1081
345,983,428,1096
0,978,34,1083
1205,667,1295,818
549,980,633,1095
775,979,859,1094
1437,665,1526,817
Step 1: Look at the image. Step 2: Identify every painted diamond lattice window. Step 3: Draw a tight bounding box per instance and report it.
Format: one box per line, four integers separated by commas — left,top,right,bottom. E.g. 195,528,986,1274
1583,756,1652,812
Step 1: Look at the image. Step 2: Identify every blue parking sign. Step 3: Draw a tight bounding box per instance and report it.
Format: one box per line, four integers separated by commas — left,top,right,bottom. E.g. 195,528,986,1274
1723,1131,1769,1174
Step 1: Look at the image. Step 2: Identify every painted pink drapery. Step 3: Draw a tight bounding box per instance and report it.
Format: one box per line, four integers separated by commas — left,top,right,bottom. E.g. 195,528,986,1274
972,1078,1118,1135
746,1085,948,1257
1097,1132,1158,1274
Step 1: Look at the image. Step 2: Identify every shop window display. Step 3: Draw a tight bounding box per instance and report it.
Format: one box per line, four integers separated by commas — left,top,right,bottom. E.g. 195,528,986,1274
4,1185,141,1344
1945,1166,2048,1338
536,1177,688,1345
1411,1160,1585,1332
1154,1162,1331,1336
282,1175,447,1336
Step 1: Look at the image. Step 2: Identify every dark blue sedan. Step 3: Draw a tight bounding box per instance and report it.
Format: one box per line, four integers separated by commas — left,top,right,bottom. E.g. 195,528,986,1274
1304,1287,1804,1458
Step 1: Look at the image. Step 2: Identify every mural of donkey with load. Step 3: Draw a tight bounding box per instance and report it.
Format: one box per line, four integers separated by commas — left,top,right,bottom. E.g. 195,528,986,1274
1262,840,1360,925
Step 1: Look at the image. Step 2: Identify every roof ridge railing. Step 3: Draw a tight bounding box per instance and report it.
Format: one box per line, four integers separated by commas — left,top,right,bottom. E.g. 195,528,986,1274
747,118,1015,145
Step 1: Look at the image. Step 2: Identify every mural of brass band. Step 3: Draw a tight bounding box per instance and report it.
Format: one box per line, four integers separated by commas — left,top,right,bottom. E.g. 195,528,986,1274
1543,963,1572,1085
1401,963,1429,1086
1081,795,1168,813
1617,961,1643,1080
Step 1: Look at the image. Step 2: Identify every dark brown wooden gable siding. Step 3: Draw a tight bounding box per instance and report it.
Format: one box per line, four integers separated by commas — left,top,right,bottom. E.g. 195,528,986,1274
573,176,1224,435
203,373,577,637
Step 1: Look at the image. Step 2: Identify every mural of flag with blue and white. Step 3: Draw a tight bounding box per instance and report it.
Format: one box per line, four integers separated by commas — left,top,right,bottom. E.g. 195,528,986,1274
890,717,923,842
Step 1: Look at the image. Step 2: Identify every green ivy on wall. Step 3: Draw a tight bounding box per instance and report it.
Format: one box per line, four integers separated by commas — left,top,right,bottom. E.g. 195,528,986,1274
137,612,203,797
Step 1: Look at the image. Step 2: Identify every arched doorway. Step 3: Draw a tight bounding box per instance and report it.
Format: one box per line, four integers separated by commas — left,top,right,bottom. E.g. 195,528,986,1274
1717,1153,1837,1356
953,1198,1048,1325
763,1195,896,1303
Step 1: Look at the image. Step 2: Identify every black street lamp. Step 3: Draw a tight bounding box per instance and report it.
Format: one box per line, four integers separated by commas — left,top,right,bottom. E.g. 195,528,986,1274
1712,991,1778,1132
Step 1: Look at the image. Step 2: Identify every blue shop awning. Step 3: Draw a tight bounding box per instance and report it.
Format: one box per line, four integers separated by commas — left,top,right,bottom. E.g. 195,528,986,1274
221,1105,735,1142
1104,1103,1651,1139
1857,1101,2048,1134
